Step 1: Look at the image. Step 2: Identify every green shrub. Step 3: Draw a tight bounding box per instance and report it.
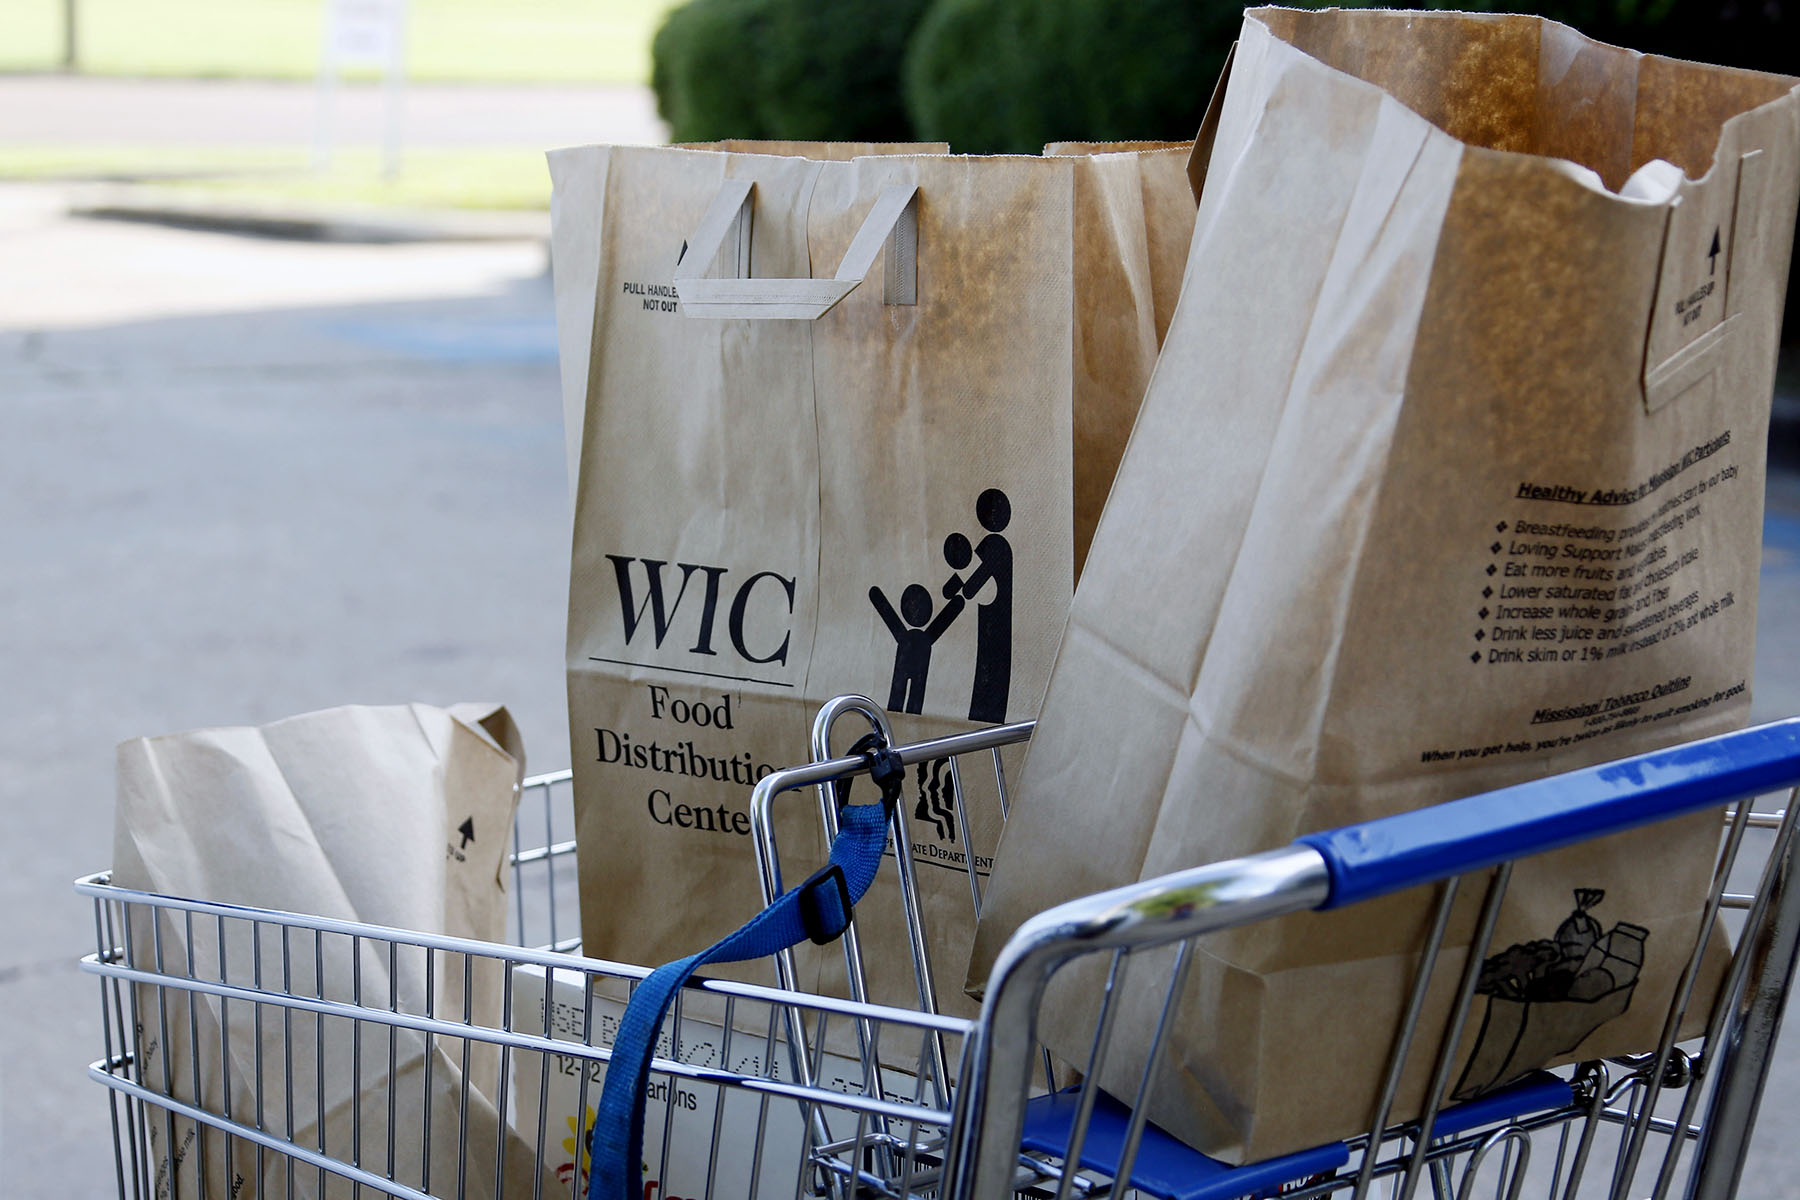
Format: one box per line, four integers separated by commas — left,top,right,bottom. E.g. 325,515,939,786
756,0,936,142
895,0,1038,155
651,0,932,145
902,0,1258,155
650,0,777,143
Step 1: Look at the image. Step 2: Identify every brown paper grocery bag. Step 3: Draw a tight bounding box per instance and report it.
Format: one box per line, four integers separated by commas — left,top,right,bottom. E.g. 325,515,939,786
112,703,553,1199
552,141,1195,1020
971,7,1800,1163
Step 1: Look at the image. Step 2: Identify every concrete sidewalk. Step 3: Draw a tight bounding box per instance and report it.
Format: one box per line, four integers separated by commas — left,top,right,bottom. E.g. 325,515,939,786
0,74,666,150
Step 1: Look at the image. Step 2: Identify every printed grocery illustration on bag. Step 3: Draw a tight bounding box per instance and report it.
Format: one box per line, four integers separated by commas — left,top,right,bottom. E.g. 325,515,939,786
1453,890,1647,1099
867,488,1014,721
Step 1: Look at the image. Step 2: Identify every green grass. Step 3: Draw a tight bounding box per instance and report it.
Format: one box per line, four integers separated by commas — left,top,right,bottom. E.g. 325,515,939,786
0,0,680,84
0,146,553,210
0,146,304,180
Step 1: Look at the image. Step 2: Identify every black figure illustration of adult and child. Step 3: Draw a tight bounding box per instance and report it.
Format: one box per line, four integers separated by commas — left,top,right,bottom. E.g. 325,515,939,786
868,488,1013,723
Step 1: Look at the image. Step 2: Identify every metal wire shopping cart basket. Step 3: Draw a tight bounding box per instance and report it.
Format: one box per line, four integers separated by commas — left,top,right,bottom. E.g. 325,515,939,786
77,697,1800,1200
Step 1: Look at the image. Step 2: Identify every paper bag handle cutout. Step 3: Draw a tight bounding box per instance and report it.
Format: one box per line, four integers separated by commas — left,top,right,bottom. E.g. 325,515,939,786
674,178,919,320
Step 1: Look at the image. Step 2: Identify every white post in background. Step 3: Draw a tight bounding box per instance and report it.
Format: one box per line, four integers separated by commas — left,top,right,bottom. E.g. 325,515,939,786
315,0,410,178
62,0,78,71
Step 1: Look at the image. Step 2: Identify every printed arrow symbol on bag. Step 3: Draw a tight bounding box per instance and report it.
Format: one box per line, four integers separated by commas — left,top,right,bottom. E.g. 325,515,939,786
1709,228,1721,275
458,817,475,848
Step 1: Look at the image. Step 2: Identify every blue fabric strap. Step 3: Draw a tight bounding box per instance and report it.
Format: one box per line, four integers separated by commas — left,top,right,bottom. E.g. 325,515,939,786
587,740,903,1200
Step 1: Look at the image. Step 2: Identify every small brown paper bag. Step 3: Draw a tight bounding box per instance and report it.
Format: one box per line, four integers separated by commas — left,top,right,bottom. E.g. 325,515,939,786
972,7,1800,1163
112,702,552,1198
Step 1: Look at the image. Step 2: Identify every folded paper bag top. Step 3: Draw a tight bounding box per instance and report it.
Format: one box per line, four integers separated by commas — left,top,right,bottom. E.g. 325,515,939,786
969,6,1799,1166
114,701,523,929
112,701,549,1200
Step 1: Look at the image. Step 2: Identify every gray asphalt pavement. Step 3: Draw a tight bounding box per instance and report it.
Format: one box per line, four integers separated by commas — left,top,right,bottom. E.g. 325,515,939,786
4,174,1800,1195
0,184,572,1195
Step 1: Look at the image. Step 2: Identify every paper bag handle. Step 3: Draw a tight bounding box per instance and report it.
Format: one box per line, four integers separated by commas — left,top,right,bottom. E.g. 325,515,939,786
673,179,919,320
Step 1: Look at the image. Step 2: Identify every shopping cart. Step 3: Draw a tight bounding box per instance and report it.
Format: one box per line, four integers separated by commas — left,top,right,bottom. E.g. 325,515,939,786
77,696,1800,1200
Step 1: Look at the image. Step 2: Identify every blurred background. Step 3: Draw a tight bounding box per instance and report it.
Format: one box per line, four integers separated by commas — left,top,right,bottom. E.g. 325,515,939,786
4,0,1792,328
3,1,1793,198
2,1,1797,1197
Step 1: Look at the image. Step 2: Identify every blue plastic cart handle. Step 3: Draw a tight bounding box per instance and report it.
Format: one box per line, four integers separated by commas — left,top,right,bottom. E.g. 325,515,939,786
1297,719,1800,909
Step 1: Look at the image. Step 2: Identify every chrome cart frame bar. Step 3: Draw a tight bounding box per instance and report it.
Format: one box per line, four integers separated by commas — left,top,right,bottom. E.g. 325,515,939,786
944,717,1800,1200
942,845,1332,1198
747,709,1035,1137
1688,824,1800,1200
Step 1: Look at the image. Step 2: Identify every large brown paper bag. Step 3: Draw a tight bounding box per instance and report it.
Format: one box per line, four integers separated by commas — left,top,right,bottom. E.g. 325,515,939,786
112,702,555,1199
971,7,1800,1163
551,141,1195,1020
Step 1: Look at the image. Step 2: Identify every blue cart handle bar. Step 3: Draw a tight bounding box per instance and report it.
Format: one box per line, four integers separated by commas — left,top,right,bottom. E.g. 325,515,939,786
1300,718,1800,909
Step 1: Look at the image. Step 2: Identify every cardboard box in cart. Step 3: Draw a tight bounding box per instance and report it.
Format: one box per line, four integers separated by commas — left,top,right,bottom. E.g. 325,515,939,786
510,964,919,1199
